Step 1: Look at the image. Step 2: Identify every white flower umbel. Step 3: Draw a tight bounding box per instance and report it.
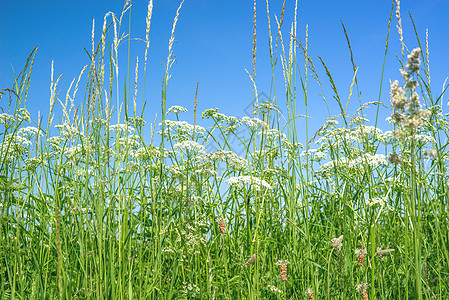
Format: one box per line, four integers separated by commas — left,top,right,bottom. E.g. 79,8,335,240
226,175,272,191
173,140,205,153
365,196,387,207
167,105,187,114
0,113,15,126
242,116,268,129
318,153,387,175
109,123,135,135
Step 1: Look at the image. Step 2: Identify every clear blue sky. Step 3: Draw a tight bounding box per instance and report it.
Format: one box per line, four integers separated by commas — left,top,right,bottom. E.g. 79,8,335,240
1,0,448,144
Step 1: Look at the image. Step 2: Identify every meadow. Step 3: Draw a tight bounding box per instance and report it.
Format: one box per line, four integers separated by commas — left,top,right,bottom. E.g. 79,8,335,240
1,0,448,299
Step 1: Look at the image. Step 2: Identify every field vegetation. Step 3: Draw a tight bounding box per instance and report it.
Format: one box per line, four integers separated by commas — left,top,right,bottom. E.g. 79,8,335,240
1,0,448,299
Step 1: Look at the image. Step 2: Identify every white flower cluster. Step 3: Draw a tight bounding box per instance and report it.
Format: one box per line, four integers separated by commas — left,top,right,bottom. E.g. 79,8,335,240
167,105,187,114
207,150,248,170
173,140,205,153
55,123,83,139
242,116,268,129
365,196,386,207
300,149,327,162
109,123,135,135
261,128,287,140
163,120,206,137
267,285,282,293
17,126,42,140
64,145,84,160
134,145,166,160
226,175,272,191
405,134,435,145
319,153,388,175
0,113,15,126
115,134,141,152
181,282,200,298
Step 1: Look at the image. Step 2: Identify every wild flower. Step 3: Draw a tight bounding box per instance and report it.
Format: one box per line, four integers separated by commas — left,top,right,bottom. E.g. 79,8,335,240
64,145,84,160
365,196,386,207
267,284,282,294
261,128,287,141
115,135,141,153
180,282,200,298
378,130,395,144
255,101,280,114
318,154,387,176
55,123,83,139
356,282,369,300
301,149,327,162
15,108,31,123
226,175,272,191
241,116,268,129
173,140,205,153
405,134,435,145
275,260,290,282
17,126,41,140
167,105,187,114
356,124,384,139
110,123,135,135
163,120,206,140
216,217,226,235
25,157,41,171
128,116,146,127
201,108,219,119
194,166,216,177
0,113,15,126
135,145,166,160
355,247,367,267
206,150,248,170
331,235,343,251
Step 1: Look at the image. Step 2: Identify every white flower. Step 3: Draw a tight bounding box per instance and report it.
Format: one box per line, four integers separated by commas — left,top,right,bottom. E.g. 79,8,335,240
173,141,205,153
242,116,268,129
405,134,435,144
109,123,135,135
366,196,386,206
0,113,15,126
163,120,206,136
55,123,84,139
267,285,282,293
226,175,272,191
17,126,42,140
167,105,187,114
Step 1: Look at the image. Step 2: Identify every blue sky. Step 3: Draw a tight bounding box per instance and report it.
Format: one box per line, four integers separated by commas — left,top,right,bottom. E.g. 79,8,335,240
1,0,448,146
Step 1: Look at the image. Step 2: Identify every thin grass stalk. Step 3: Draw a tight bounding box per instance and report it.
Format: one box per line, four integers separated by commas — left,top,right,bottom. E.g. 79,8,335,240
375,0,394,130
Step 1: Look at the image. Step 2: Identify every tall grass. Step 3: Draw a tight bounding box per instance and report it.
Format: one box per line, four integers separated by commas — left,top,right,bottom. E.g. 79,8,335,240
1,0,448,299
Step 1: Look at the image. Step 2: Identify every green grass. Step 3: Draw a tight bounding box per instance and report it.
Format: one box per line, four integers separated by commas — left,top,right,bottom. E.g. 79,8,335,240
1,0,449,299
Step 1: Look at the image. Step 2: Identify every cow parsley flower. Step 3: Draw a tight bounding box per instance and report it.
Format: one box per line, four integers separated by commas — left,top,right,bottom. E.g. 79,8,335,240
226,175,272,191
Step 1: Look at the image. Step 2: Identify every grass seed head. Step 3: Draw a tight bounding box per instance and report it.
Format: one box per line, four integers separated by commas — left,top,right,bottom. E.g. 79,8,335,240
388,152,402,165
356,282,369,300
355,247,367,267
276,260,290,282
376,248,395,258
217,217,226,235
245,253,257,265
331,235,344,251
